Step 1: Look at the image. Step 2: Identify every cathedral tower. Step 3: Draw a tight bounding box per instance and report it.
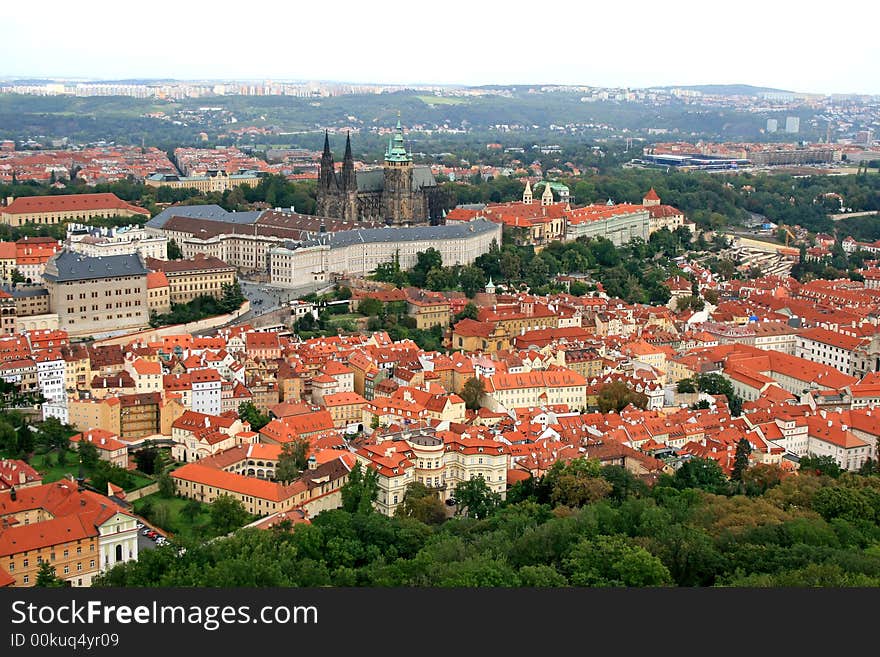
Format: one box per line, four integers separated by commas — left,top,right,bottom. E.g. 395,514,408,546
316,131,338,217
382,119,414,225
340,132,359,220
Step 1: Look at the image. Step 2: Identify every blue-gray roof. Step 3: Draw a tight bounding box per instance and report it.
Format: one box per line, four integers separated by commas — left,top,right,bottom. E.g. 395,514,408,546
146,204,262,230
355,165,438,193
42,251,148,283
0,284,47,298
274,218,499,252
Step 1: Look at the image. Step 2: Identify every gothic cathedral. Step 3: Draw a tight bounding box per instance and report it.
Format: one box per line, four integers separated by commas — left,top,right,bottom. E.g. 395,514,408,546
315,120,448,225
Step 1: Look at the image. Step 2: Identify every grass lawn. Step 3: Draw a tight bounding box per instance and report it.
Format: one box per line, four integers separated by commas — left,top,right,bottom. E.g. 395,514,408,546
415,95,467,106
133,493,213,543
28,451,77,484
26,450,154,491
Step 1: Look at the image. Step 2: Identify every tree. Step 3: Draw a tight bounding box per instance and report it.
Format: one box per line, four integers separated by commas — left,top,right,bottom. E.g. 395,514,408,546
36,417,76,453
77,441,99,470
676,378,697,394
499,250,521,283
453,302,479,323
731,438,752,482
238,401,270,432
458,265,486,298
672,457,728,493
395,482,447,525
597,381,648,413
460,377,485,410
157,472,176,498
276,439,309,485
357,297,384,317
209,495,250,535
167,239,183,260
180,499,204,526
453,476,501,519
340,462,379,514
35,561,65,588
564,535,673,587
798,454,842,478
134,444,161,475
525,255,550,288
409,248,443,288
10,269,26,284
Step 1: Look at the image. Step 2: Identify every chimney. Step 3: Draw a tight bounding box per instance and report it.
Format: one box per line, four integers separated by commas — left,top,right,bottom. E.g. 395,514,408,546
307,455,317,470
9,486,16,501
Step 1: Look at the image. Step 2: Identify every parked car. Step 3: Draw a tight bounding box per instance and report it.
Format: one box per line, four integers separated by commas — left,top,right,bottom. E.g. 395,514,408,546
136,522,144,530
155,537,167,546
147,531,158,540
141,528,151,536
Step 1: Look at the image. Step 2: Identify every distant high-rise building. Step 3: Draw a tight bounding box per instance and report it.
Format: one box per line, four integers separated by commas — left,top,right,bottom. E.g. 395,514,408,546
785,116,800,133
855,129,875,145
767,119,778,133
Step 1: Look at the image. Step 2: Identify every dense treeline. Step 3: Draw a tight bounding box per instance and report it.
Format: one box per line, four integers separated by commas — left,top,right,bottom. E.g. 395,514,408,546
94,459,880,587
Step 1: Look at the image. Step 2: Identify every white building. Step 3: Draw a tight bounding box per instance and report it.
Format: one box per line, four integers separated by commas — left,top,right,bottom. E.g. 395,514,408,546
97,510,140,574
33,351,66,404
268,219,501,287
67,224,168,261
191,369,222,416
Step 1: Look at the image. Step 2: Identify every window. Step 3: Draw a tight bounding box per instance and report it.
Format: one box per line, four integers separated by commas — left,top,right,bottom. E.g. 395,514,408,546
23,575,29,584
23,559,28,568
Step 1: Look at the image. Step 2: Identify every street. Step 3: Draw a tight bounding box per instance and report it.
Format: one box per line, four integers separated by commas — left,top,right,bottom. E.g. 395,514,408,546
236,279,336,323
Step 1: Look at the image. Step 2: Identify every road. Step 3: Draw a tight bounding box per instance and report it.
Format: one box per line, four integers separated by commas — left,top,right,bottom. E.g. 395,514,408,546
236,279,335,323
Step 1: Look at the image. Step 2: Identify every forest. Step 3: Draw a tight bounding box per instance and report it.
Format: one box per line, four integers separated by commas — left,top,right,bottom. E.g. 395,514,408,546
93,458,880,587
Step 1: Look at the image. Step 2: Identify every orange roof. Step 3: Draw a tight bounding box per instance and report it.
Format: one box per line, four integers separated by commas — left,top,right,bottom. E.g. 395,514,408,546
321,392,367,407
0,514,98,556
146,271,169,289
644,187,660,201
70,428,126,452
4,192,147,216
131,358,161,375
172,463,299,502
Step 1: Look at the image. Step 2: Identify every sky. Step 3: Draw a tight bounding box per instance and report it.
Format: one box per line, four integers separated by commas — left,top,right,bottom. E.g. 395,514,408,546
2,0,879,95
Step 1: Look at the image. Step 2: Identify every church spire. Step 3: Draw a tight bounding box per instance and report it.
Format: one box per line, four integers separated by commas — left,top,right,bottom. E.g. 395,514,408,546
344,131,352,160
319,130,337,192
341,131,356,191
385,116,411,164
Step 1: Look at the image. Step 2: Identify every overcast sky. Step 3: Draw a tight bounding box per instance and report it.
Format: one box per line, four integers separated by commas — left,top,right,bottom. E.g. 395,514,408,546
3,0,879,95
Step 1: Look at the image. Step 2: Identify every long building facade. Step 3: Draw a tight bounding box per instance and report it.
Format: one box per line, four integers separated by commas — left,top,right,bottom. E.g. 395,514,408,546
268,218,501,287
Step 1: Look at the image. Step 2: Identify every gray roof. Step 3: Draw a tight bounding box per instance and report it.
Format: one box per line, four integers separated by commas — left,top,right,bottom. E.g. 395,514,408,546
355,165,437,193
276,218,499,252
42,251,148,283
0,284,48,298
146,204,262,230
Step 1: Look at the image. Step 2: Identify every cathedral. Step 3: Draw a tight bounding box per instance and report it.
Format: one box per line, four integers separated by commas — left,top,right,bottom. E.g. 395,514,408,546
315,120,449,225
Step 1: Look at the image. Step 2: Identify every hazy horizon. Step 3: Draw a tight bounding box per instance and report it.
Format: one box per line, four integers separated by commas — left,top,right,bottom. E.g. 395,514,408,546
3,1,879,96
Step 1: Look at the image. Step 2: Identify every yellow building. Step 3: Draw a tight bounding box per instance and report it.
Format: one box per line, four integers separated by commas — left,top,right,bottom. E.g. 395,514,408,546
68,397,122,436
0,193,148,228
144,170,263,193
449,319,510,354
322,391,368,429
145,254,235,304
406,290,451,330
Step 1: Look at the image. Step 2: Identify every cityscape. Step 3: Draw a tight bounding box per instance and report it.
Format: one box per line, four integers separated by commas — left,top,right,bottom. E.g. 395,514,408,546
2,13,880,594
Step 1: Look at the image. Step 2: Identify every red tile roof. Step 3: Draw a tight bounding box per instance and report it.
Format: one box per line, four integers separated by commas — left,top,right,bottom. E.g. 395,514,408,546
4,193,147,216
